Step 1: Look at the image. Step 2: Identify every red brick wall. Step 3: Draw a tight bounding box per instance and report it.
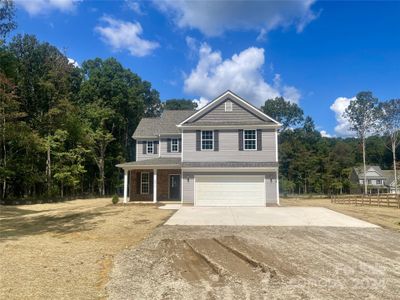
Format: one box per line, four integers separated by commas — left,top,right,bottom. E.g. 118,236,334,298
129,169,180,201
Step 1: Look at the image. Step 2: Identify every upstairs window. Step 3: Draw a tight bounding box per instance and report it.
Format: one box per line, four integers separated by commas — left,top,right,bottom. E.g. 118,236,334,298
225,101,233,112
147,141,154,154
171,138,179,152
201,130,214,150
244,130,257,150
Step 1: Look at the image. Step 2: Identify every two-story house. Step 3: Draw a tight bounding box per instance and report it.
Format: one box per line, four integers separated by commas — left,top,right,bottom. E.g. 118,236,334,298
350,165,398,194
117,91,281,206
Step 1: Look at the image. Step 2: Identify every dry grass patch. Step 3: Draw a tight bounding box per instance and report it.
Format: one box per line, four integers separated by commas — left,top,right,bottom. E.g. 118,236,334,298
281,197,400,231
0,198,173,300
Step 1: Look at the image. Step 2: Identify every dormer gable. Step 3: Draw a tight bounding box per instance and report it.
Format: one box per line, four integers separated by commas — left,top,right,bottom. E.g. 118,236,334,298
178,91,281,128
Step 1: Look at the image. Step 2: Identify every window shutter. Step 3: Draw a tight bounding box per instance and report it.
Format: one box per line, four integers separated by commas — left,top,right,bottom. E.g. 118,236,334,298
142,141,147,154
257,129,262,151
214,130,219,151
154,141,159,154
167,138,171,153
149,172,154,194
179,138,182,152
238,130,243,151
136,172,141,194
196,130,201,151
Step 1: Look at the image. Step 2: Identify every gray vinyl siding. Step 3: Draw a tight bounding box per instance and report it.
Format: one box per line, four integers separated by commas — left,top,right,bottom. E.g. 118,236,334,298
187,99,271,125
265,172,278,204
136,140,158,161
160,137,181,158
182,129,276,162
182,172,195,204
182,171,278,205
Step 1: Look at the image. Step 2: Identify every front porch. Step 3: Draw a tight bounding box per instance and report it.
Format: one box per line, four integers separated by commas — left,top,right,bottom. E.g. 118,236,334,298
116,158,182,203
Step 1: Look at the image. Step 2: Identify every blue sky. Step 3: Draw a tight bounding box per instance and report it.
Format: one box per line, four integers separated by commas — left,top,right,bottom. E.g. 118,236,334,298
12,0,400,137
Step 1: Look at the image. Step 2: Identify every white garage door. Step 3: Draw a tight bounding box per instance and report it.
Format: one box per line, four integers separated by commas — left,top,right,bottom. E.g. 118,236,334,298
195,175,265,206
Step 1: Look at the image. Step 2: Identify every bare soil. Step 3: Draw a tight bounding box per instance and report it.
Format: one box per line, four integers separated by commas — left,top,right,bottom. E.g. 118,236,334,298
108,226,400,299
0,199,173,300
281,197,400,231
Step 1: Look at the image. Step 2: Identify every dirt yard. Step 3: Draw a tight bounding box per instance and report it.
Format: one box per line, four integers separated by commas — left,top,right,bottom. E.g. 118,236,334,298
0,198,173,300
108,225,400,300
281,198,400,231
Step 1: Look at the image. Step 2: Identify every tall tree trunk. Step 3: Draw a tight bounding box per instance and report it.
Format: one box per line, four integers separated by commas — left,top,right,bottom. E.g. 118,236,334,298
2,106,6,200
99,158,105,196
46,141,51,195
393,139,398,195
362,137,367,195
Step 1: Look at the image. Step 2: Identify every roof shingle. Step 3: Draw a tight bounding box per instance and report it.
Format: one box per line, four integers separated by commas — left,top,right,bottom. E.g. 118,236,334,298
133,110,194,138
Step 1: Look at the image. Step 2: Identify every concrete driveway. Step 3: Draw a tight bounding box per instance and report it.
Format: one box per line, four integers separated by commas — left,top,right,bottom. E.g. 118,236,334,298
165,207,379,227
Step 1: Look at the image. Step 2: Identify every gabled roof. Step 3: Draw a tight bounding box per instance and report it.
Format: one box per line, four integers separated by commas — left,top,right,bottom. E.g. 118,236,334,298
133,110,194,138
353,165,385,179
178,90,282,127
381,170,396,185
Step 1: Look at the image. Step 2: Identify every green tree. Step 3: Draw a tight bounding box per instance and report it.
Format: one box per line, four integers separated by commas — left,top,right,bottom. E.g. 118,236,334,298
343,91,379,194
0,0,16,42
79,57,160,161
261,97,304,130
84,102,115,196
164,99,197,110
379,99,400,194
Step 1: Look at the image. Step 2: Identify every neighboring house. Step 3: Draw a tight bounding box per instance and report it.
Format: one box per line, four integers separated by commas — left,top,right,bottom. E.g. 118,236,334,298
116,90,281,206
381,170,399,194
350,166,399,194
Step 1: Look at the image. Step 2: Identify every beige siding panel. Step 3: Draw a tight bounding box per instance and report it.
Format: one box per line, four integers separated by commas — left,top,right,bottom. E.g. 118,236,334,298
182,129,276,162
189,100,269,125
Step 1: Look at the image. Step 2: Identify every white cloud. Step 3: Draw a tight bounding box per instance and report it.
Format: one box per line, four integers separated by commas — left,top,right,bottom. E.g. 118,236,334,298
154,0,317,36
320,130,332,138
95,17,159,57
68,57,79,68
184,43,300,107
126,1,143,15
193,97,208,109
330,96,356,137
15,0,80,15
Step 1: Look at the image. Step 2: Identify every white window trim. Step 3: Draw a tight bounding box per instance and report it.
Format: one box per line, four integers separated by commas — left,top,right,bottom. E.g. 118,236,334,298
225,101,232,112
201,130,214,151
147,141,154,154
171,138,179,153
243,129,257,151
141,172,150,194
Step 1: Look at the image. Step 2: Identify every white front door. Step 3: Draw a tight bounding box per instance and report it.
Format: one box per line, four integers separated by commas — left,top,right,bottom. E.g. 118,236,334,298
194,175,265,206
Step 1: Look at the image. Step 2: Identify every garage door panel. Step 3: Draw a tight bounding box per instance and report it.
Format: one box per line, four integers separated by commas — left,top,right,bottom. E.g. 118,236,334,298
195,175,265,206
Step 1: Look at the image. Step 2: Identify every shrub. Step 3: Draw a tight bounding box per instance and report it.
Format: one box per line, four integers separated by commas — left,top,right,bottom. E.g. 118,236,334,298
112,195,119,205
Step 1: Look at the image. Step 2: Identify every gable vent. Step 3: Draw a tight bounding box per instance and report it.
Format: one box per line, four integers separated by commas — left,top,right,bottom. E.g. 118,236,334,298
225,101,233,112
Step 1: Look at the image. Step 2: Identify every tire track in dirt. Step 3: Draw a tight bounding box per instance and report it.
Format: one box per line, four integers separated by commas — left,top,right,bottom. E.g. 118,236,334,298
218,235,298,277
184,238,260,280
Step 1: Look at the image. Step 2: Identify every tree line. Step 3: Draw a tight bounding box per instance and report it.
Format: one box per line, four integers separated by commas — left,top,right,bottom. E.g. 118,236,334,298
0,2,398,203
262,96,399,195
